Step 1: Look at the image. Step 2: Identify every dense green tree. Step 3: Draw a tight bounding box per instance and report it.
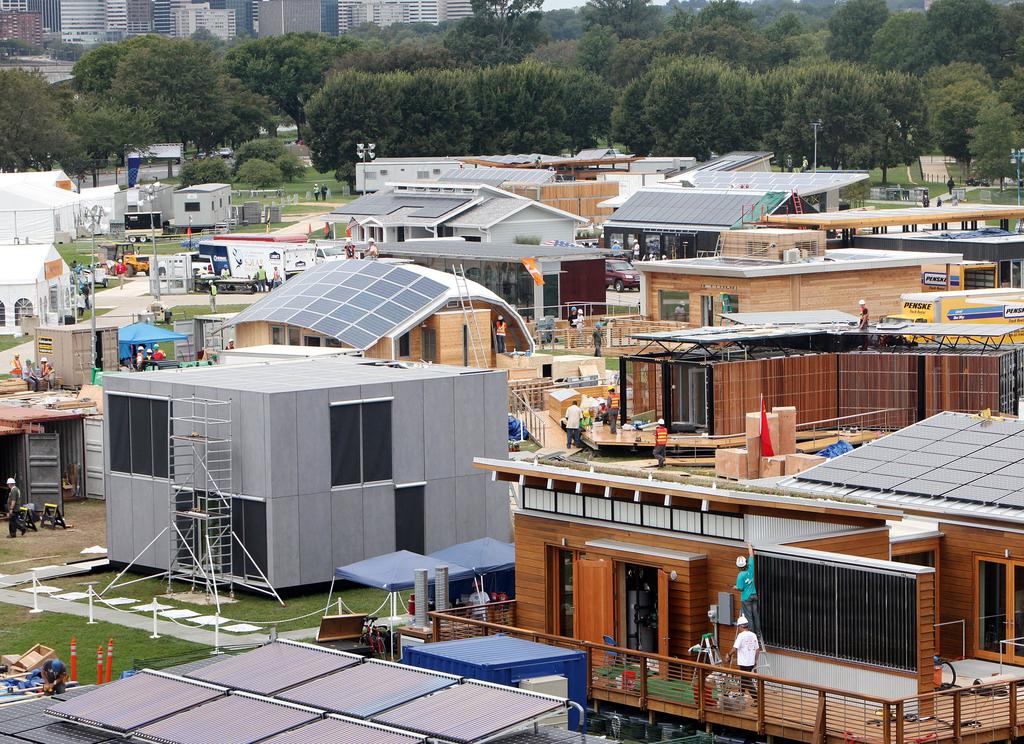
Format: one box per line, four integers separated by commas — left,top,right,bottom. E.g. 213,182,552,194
72,37,144,95
826,0,888,61
444,0,543,65
767,61,886,169
971,100,1020,187
575,26,619,78
611,75,655,153
538,8,586,40
237,158,283,188
927,0,1007,77
999,68,1024,127
276,152,305,181
0,70,77,171
234,138,288,171
582,0,661,39
528,40,579,68
338,41,459,72
178,157,232,187
926,63,995,167
868,13,933,74
69,103,154,187
639,57,754,158
224,33,357,139
865,72,927,183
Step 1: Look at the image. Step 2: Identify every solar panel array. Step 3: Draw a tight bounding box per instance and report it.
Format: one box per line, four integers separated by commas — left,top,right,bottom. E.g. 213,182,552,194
41,642,566,744
683,170,867,193
796,412,1024,507
228,260,449,350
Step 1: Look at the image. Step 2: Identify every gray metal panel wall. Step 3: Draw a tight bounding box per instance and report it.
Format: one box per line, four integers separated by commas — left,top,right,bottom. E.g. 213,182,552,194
267,391,299,498
422,377,456,480
454,474,487,543
452,374,484,477
267,494,300,586
298,491,332,584
391,379,425,485
106,474,135,565
423,477,457,553
331,487,364,567
362,483,396,558
768,650,917,698
240,390,269,499
295,387,330,496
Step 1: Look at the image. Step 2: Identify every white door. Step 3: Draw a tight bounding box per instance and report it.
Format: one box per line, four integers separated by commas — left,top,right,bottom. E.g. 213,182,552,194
84,416,104,500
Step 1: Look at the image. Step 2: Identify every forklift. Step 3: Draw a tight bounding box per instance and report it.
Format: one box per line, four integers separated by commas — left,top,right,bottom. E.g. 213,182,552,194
102,242,151,277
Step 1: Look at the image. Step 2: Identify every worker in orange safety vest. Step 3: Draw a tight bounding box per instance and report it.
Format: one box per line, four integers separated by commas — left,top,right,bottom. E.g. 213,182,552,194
653,418,669,468
494,316,507,354
607,386,620,435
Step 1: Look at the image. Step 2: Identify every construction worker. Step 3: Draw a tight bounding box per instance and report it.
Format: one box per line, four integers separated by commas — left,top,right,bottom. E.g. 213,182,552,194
727,616,759,702
7,477,24,538
40,658,68,695
39,357,54,390
9,354,21,376
607,386,620,435
494,315,507,354
592,322,603,357
565,401,583,449
653,418,668,467
152,344,166,361
858,299,869,350
209,280,218,312
735,544,761,637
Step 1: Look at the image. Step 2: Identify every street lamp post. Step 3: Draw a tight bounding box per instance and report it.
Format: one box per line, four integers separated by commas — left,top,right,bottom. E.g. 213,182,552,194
355,143,376,198
1012,149,1024,207
85,205,105,375
142,182,161,300
811,120,823,173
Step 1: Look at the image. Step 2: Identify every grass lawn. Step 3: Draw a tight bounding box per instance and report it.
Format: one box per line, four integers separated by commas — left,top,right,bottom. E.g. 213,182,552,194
0,334,30,354
0,603,203,679
868,165,946,198
43,569,407,637
0,499,108,569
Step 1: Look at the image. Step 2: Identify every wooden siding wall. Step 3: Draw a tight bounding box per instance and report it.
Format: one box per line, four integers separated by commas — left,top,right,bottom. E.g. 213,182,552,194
838,353,919,429
935,521,1024,660
785,528,892,560
923,356,1003,418
644,266,920,326
558,258,606,314
710,355,837,435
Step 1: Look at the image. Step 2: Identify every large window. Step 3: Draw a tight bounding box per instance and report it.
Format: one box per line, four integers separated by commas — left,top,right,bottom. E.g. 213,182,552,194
184,202,200,212
658,291,690,323
759,554,919,671
108,394,169,478
329,400,393,487
395,485,424,553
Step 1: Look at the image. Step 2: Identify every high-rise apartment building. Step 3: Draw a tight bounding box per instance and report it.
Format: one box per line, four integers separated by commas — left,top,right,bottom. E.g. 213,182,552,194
26,0,59,32
104,0,126,37
255,0,317,36
151,0,170,34
210,0,251,35
172,1,233,37
60,0,105,43
0,10,42,43
319,0,334,33
125,0,150,33
437,0,469,22
337,0,463,32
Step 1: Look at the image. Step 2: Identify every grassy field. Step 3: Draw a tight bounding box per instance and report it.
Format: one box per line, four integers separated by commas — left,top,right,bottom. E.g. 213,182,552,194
0,603,203,679
867,165,946,198
1,500,108,568
42,569,408,637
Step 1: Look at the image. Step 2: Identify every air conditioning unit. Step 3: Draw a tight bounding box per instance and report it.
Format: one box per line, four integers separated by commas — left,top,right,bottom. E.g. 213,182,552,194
782,248,800,263
519,675,568,726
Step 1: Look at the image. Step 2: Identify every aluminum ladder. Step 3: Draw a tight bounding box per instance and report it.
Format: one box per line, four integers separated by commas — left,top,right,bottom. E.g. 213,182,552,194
452,264,487,367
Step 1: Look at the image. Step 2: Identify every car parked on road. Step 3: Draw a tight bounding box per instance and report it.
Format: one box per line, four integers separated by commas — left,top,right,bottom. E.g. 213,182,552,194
606,259,640,292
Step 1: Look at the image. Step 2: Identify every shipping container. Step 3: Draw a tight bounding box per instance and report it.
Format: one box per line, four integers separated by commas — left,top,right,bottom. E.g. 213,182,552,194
402,634,586,730
34,320,120,387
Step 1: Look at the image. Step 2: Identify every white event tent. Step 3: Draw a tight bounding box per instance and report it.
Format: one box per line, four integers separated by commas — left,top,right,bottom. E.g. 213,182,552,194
0,244,73,334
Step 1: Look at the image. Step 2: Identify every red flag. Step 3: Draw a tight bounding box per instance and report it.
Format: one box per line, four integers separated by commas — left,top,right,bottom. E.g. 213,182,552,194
186,225,192,238
323,222,331,238
759,395,775,457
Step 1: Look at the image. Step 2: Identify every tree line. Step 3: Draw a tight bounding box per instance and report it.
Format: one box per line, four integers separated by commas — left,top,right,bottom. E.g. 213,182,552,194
4,0,1024,186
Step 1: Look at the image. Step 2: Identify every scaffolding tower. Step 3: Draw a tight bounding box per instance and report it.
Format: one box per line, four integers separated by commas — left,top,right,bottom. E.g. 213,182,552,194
168,395,235,603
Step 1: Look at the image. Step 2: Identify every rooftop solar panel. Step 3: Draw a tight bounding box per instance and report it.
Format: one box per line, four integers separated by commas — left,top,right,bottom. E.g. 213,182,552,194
279,660,459,718
943,485,1011,503
996,492,1024,508
185,641,361,695
792,467,853,484
372,681,564,744
866,462,933,479
133,694,320,744
894,479,957,497
259,717,426,744
17,720,119,744
921,413,977,431
995,463,1024,478
973,446,1023,463
973,474,1021,491
893,452,958,468
839,472,909,491
923,468,980,486
936,458,1003,474
871,435,937,452
946,430,1008,447
918,441,984,458
46,672,225,733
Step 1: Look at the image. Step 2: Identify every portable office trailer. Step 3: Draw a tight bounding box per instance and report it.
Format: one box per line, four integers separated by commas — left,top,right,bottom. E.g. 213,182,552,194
34,320,120,387
102,356,511,590
172,184,231,229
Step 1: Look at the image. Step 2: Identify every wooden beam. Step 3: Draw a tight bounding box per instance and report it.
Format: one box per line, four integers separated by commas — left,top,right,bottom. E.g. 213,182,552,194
763,205,1024,230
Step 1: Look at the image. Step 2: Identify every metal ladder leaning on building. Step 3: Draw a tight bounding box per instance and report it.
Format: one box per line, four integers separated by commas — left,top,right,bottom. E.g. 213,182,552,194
452,264,487,368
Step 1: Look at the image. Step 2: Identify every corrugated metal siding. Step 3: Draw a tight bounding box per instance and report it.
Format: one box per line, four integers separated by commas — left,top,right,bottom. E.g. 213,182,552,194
259,716,426,744
768,651,918,699
744,515,852,543
133,694,320,744
278,660,458,718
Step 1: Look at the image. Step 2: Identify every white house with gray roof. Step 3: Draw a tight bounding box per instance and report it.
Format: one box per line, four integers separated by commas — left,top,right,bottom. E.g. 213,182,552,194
328,182,586,244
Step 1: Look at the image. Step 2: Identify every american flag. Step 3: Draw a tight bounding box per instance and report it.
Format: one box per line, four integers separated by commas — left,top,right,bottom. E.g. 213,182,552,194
540,239,582,248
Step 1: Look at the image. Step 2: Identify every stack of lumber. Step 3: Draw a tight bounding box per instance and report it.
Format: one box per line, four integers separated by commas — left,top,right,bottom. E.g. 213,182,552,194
714,406,822,480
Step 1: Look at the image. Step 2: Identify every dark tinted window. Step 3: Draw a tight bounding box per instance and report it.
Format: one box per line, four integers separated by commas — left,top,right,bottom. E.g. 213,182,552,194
330,404,361,486
394,485,424,553
361,401,392,482
329,401,393,486
108,395,131,473
129,396,153,476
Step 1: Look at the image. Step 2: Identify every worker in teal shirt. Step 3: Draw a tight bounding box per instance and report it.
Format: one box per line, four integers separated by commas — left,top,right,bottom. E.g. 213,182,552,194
735,544,761,637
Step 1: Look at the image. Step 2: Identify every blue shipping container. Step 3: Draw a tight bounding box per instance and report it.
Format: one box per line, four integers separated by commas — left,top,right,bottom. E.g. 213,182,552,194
402,634,586,730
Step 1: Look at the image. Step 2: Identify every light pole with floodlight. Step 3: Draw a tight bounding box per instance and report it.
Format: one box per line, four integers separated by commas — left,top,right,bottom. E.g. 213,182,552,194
141,182,161,300
85,205,105,375
811,120,823,173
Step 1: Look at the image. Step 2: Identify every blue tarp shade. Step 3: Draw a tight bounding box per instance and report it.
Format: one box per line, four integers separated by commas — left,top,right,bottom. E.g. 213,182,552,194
118,322,188,358
429,538,514,575
334,550,475,592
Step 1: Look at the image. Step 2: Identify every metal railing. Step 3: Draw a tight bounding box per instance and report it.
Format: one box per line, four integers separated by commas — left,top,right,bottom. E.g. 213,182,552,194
429,603,1024,744
508,389,548,448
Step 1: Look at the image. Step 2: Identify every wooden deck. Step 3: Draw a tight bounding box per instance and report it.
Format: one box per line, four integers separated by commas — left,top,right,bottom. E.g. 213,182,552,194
582,425,882,454
429,605,1024,744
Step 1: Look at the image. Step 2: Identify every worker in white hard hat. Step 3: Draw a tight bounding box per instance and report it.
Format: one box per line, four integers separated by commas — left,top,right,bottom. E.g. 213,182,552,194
735,544,761,637
38,357,54,391
858,299,870,350
6,476,24,537
653,418,669,468
727,614,760,701
494,314,507,354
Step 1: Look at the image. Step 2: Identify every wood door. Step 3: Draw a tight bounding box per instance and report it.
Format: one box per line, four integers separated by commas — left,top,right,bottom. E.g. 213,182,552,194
658,569,671,657
575,557,614,645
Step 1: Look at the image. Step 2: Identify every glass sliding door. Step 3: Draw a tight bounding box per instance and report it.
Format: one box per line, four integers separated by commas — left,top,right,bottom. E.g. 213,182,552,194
978,559,1007,656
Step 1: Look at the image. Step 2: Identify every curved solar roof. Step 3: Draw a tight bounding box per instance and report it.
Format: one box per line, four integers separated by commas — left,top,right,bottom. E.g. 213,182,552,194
228,260,449,351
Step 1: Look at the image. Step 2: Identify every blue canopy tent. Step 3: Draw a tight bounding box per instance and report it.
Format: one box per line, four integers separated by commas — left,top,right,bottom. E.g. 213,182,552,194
117,322,188,360
429,538,516,601
335,550,475,655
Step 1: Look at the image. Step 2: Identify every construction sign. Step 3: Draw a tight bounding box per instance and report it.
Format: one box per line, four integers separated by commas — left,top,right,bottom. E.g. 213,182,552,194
521,257,544,286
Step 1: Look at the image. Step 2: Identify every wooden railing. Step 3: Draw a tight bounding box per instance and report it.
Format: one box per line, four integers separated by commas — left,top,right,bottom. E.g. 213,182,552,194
428,603,1023,744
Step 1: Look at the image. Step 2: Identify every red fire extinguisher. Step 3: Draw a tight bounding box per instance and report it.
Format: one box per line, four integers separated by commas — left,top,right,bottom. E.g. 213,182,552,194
409,593,416,616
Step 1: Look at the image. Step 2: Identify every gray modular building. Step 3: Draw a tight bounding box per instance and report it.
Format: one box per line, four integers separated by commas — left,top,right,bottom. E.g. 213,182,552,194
103,355,511,590
172,183,231,229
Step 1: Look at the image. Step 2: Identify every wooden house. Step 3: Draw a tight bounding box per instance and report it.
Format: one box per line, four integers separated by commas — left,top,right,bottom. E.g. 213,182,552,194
226,259,533,367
